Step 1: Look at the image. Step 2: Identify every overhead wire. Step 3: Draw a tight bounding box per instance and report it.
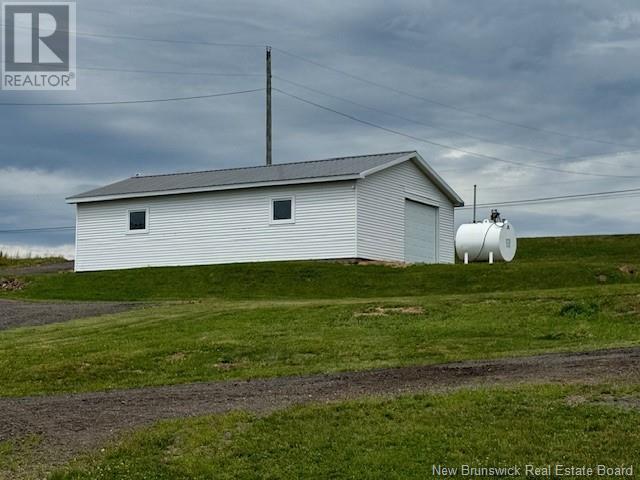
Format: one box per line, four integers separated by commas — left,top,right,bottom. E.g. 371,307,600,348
274,87,640,179
0,226,75,233
0,23,265,48
79,66,263,77
274,75,640,170
1,21,633,149
0,31,636,230
5,188,640,234
0,87,263,106
273,47,640,150
454,177,638,192
456,187,640,210
275,76,564,158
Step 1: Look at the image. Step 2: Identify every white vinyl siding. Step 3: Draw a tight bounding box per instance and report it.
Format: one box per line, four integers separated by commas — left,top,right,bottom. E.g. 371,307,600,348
356,159,456,263
75,181,356,271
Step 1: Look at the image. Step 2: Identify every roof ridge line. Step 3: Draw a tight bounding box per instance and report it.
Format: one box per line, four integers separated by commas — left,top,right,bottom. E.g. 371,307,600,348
131,150,417,179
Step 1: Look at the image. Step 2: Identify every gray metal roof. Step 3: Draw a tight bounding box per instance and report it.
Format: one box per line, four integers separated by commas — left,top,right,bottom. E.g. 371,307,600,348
67,151,463,205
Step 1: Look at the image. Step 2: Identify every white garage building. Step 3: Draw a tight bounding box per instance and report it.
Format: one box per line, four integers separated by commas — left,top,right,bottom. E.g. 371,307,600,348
67,151,463,272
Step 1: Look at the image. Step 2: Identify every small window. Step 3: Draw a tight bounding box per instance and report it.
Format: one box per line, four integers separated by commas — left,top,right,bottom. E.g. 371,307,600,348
128,210,147,232
271,198,294,223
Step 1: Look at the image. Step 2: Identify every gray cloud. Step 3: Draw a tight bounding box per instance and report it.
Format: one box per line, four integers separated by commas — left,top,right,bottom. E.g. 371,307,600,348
2,0,640,254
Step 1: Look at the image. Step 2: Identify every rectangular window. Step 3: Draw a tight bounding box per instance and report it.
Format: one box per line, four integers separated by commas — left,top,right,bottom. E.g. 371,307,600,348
128,210,148,232
271,197,294,224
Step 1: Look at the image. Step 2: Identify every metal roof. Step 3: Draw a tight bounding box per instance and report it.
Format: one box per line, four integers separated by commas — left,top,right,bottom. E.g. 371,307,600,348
67,151,463,206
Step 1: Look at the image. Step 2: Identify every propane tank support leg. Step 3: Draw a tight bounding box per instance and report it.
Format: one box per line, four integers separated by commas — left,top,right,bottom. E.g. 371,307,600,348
489,251,494,264
464,252,469,264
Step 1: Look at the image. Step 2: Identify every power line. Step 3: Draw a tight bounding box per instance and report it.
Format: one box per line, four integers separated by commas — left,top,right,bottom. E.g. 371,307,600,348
1,22,634,151
61,65,640,169
273,47,640,150
275,75,640,167
4,188,640,233
0,23,264,48
73,62,640,167
456,187,640,210
571,153,640,170
274,87,640,179
77,66,640,169
79,66,262,77
462,192,640,209
1,23,635,150
65,68,640,169
0,87,263,106
0,226,74,233
74,31,263,48
455,176,638,192
275,75,564,159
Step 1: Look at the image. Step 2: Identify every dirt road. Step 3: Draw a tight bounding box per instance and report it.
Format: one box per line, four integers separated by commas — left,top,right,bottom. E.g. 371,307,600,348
1,346,639,466
0,261,73,277
0,299,140,330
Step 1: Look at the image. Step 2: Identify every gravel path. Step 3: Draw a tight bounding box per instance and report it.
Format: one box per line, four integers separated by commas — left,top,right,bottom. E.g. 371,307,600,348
1,346,638,466
0,261,74,277
0,299,140,330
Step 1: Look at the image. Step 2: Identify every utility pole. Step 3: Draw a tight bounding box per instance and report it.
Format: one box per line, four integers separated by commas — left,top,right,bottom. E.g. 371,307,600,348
266,46,272,166
473,184,477,223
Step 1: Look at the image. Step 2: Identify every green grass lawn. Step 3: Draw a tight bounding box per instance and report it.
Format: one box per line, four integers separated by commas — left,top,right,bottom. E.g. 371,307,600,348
51,382,640,479
5,235,640,301
0,435,42,480
1,235,640,479
2,284,640,397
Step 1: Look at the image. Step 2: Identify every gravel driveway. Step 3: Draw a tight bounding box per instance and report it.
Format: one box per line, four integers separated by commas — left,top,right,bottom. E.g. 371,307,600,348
0,299,140,330
0,261,74,277
1,346,638,473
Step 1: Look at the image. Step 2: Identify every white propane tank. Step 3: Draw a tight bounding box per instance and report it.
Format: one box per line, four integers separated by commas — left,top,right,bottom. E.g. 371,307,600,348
455,219,517,262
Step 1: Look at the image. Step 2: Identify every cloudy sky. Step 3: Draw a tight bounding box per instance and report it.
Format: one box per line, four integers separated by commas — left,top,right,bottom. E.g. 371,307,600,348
2,0,640,258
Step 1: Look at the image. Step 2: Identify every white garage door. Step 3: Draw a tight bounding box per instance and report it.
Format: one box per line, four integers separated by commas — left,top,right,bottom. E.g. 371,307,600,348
404,199,437,263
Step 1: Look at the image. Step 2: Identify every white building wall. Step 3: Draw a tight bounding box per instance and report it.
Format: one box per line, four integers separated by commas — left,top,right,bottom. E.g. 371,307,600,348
75,181,357,271
356,159,456,263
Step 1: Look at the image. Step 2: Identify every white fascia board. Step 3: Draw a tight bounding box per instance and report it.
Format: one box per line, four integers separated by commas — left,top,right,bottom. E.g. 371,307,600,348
412,152,465,207
360,152,464,207
358,153,417,178
66,174,360,204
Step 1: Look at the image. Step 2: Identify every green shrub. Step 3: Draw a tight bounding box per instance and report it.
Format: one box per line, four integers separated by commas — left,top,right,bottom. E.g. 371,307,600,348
559,301,600,318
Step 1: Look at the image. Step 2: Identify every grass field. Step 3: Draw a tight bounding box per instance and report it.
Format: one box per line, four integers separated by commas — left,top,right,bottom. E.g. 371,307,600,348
50,382,640,479
1,235,640,397
4,235,640,301
2,235,640,479
1,284,639,397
